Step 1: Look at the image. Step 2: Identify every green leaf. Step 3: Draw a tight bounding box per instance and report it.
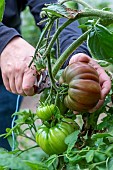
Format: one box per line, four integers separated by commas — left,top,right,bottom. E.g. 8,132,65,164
86,150,95,163
0,0,5,21
108,158,113,170
45,154,58,167
65,130,80,152
25,161,48,170
87,24,113,63
0,150,31,170
42,4,78,19
92,133,113,141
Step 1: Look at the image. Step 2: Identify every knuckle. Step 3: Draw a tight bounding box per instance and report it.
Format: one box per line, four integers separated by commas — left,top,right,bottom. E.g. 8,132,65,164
15,66,21,73
23,85,31,91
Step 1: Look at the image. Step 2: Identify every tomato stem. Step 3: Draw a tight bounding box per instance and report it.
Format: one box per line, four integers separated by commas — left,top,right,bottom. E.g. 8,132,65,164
29,19,54,67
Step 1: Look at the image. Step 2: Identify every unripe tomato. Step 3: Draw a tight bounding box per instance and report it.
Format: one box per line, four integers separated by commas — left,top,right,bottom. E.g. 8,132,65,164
36,118,79,155
36,104,55,121
59,62,101,112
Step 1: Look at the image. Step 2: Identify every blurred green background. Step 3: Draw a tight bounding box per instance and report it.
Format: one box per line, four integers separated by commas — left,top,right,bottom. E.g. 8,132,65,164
21,7,41,47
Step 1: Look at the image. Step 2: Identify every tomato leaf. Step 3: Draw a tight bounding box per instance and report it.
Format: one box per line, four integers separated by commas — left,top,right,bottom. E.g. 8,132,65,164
0,0,5,21
42,4,78,19
87,24,113,63
86,150,95,163
108,158,113,170
0,150,31,170
91,133,113,141
45,154,58,167
25,161,48,170
65,130,80,152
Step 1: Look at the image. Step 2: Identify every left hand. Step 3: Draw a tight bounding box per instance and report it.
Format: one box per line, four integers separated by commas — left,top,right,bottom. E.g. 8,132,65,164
69,53,111,112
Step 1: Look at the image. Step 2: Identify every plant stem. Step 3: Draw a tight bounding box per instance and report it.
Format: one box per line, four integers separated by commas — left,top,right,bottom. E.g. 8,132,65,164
21,134,36,142
29,19,54,67
47,53,58,90
52,29,90,77
43,19,75,59
79,8,113,21
17,145,38,156
56,19,60,59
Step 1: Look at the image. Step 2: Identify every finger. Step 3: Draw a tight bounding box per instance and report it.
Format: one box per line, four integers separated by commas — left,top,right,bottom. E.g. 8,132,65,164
1,73,11,92
69,53,90,64
89,99,104,113
15,72,26,96
22,67,36,96
8,75,18,94
96,68,111,99
101,81,111,99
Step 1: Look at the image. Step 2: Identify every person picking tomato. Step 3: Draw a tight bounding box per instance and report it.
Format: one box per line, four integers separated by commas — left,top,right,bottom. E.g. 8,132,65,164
0,0,111,151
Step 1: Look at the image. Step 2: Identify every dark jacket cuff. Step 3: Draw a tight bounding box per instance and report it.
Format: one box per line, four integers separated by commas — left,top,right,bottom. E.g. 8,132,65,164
0,23,21,54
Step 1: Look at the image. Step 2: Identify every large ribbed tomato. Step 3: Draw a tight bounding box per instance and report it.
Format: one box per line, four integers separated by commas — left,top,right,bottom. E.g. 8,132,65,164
59,62,101,112
36,118,78,155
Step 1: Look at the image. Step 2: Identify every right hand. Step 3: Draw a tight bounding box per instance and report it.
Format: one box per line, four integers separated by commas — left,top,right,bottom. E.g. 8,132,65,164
0,36,37,96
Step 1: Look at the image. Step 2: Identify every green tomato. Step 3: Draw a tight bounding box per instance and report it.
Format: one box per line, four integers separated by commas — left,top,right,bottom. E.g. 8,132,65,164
36,104,55,121
36,118,79,155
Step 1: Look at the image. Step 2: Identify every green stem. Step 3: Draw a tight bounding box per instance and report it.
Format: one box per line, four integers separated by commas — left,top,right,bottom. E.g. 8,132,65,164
43,19,75,59
29,19,54,67
17,145,38,156
22,134,36,142
47,53,58,90
56,19,60,59
79,8,113,21
28,124,35,139
52,29,90,77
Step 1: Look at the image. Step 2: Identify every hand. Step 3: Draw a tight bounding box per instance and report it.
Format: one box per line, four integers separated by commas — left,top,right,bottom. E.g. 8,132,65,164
0,37,36,96
69,53,111,112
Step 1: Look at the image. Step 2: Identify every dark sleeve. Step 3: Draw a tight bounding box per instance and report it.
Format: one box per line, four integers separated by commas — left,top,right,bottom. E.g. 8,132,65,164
27,0,57,30
58,18,91,68
0,23,21,54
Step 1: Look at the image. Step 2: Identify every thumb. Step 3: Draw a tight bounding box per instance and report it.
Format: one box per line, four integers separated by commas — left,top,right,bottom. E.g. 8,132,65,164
69,53,90,64
22,68,36,96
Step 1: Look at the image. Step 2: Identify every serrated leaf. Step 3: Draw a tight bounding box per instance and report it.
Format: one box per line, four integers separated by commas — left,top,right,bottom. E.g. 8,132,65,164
42,4,78,19
87,24,113,63
65,130,80,152
86,150,95,163
0,0,5,21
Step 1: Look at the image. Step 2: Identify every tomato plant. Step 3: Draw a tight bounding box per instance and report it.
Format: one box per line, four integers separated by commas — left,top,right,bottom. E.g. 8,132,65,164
1,0,113,170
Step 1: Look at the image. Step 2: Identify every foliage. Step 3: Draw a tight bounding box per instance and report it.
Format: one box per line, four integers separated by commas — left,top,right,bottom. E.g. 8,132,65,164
1,0,113,169
0,0,5,22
